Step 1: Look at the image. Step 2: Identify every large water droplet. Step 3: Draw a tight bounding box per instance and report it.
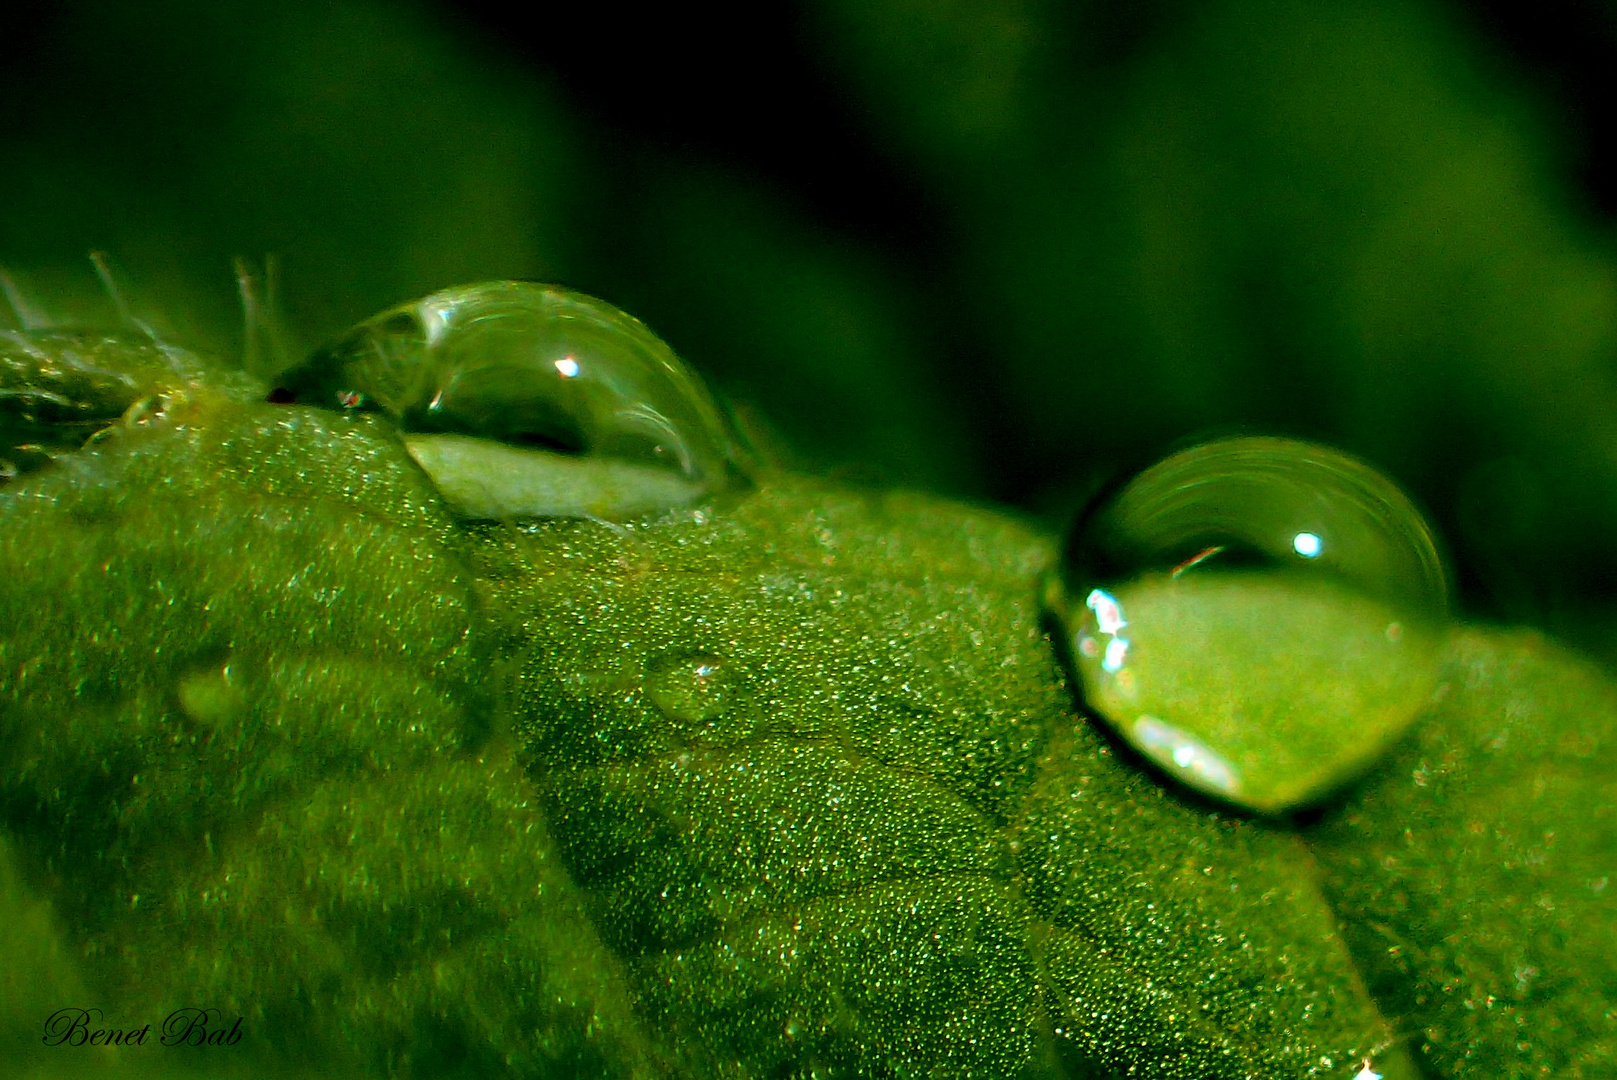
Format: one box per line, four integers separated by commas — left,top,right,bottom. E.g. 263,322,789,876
273,282,744,520
1049,436,1449,813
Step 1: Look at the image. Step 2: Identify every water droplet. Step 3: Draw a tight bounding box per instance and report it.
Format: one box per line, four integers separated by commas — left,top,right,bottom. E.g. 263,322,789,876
273,282,744,520
176,661,247,724
1049,436,1449,813
645,652,738,725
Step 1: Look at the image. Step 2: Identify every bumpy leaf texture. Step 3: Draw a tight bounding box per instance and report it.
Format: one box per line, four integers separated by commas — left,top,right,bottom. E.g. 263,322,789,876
1,334,1610,1079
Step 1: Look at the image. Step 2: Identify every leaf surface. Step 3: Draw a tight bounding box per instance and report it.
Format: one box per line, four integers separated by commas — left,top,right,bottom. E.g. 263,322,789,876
0,343,1609,1078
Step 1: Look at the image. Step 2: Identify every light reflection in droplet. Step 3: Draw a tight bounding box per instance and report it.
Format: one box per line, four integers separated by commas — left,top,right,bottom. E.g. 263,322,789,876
1086,589,1127,635
1293,531,1323,558
1133,715,1240,795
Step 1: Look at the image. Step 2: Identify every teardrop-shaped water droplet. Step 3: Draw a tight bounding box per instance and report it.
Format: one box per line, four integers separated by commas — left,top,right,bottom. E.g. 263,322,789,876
272,282,744,520
645,652,738,726
1049,436,1449,813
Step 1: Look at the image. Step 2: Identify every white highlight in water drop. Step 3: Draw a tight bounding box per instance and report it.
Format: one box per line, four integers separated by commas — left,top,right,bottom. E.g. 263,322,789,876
554,355,580,378
1293,531,1323,558
1103,637,1130,673
1352,1060,1382,1080
1133,715,1240,795
1086,589,1128,635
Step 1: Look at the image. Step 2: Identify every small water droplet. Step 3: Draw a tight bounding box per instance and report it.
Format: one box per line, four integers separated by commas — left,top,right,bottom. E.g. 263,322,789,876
274,282,746,520
645,652,738,725
176,661,247,724
1049,436,1449,813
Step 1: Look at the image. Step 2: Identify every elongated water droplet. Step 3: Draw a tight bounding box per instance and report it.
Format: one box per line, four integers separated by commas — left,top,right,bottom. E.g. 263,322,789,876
1049,436,1449,813
272,282,744,520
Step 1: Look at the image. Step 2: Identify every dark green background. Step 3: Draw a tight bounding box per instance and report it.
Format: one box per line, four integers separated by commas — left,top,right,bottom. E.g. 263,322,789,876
5,0,1617,649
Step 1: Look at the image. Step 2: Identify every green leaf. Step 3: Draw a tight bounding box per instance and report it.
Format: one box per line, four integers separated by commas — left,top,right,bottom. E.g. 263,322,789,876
0,337,1379,1077
483,480,1395,1077
1309,628,1617,1078
2,334,1610,1079
0,359,655,1076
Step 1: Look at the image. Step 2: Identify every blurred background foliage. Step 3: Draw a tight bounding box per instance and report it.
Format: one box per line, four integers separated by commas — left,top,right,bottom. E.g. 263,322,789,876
5,0,1617,657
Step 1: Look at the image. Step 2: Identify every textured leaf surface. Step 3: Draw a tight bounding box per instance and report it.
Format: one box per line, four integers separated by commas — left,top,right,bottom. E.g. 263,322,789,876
1309,629,1617,1078
0,340,1611,1079
479,482,1394,1077
0,374,654,1077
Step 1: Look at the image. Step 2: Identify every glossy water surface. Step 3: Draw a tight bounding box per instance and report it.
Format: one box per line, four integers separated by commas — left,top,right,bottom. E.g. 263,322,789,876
1052,436,1450,812
272,282,745,521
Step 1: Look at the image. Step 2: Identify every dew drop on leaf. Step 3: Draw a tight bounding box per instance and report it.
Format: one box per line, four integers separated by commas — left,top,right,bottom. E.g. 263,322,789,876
272,282,745,520
645,652,737,725
1049,436,1449,813
175,660,248,724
